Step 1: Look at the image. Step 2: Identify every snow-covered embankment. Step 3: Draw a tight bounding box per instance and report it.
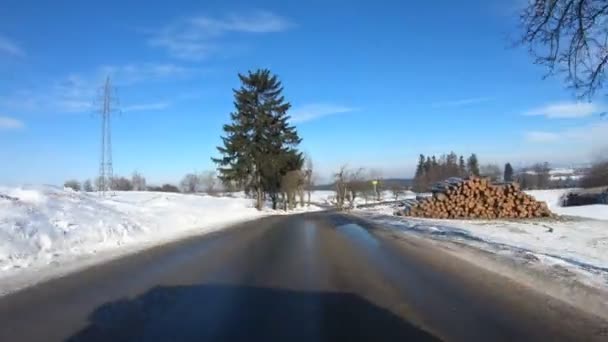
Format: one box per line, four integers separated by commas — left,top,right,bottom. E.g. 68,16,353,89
0,186,321,293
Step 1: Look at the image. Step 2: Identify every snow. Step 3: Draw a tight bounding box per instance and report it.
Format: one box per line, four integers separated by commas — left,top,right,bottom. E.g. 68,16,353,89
309,190,416,207
526,189,608,220
355,201,608,289
549,175,583,181
549,168,575,175
0,186,322,293
353,188,608,288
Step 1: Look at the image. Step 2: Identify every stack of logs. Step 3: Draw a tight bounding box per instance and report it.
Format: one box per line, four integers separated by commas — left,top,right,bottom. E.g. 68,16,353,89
397,177,552,219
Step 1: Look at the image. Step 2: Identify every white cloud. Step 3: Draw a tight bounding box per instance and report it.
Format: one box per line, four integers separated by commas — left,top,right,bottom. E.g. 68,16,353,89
431,97,492,108
524,131,561,143
147,11,293,60
122,102,170,112
524,102,604,118
0,116,24,130
0,35,24,57
289,104,356,123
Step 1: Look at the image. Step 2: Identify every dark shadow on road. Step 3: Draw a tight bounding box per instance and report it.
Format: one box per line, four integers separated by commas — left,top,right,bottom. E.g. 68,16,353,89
67,284,440,342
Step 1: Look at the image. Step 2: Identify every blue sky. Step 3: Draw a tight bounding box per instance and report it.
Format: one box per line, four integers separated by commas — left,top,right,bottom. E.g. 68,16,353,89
0,0,606,185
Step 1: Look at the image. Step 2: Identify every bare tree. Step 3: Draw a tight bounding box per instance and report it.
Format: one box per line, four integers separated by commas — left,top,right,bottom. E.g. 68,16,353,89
333,165,349,210
581,160,608,188
480,164,502,182
94,176,104,191
519,0,608,98
64,180,81,191
519,163,552,189
131,171,147,191
150,184,180,193
180,173,200,193
82,179,94,192
198,171,219,195
111,177,133,191
304,156,315,206
222,180,241,195
391,185,405,200
533,162,551,189
346,168,366,208
281,170,303,210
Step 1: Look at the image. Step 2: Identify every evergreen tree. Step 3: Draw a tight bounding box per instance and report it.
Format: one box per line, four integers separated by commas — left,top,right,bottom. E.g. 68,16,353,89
458,155,466,177
467,153,480,176
504,162,514,182
446,152,458,177
213,69,302,210
82,179,93,192
424,156,432,174
413,154,426,192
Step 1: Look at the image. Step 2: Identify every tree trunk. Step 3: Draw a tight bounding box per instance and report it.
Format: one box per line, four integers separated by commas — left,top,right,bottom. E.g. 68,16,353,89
256,188,263,210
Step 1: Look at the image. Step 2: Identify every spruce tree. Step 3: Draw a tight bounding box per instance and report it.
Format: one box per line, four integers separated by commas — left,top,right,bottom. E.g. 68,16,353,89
213,69,301,210
447,152,458,177
413,154,426,192
458,155,466,177
504,162,514,182
467,153,480,177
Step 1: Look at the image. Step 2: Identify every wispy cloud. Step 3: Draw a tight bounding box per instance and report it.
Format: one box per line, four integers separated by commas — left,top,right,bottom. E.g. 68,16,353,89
0,116,24,130
0,35,24,57
146,11,293,60
525,122,608,145
99,63,199,85
289,104,356,123
524,102,604,118
0,63,195,114
122,102,170,112
431,97,492,108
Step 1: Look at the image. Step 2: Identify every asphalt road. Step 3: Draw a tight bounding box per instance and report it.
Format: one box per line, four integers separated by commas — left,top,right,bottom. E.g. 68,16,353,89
0,212,606,341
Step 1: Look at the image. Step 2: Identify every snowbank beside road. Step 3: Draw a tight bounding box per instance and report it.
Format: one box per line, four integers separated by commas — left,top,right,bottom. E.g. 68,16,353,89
355,205,608,289
0,186,322,291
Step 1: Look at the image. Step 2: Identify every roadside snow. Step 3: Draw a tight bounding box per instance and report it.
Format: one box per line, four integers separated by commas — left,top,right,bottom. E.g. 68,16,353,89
0,185,322,293
354,205,608,289
526,189,608,221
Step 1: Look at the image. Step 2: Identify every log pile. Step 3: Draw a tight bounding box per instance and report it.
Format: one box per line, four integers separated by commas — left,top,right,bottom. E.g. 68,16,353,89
397,177,552,219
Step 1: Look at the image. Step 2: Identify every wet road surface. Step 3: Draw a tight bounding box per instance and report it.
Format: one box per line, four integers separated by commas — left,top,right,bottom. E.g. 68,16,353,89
0,212,606,341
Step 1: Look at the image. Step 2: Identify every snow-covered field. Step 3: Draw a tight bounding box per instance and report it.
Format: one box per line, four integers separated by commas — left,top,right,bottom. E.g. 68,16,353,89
527,189,608,220
0,186,322,293
309,190,416,206
354,188,608,289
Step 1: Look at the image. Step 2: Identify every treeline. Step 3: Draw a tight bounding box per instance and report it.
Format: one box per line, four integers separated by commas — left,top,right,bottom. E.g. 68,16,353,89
412,151,605,192
64,171,148,192
515,163,551,190
580,161,608,188
412,152,521,192
413,153,481,192
64,171,223,194
332,167,389,209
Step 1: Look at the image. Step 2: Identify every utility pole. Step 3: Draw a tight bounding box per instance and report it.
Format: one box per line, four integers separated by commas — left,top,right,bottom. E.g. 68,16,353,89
97,76,118,196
